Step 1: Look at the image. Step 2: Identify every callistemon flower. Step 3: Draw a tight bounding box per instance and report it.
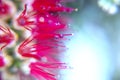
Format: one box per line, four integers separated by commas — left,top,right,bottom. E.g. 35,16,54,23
16,0,75,31
18,35,67,61
29,62,67,80
0,23,15,50
17,0,74,80
32,14,68,33
0,55,5,67
16,4,35,30
31,0,74,13
0,0,16,20
18,37,40,59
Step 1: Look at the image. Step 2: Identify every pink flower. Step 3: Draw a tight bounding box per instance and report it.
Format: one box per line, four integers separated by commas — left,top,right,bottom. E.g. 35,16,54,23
31,0,74,13
17,0,74,80
16,0,75,31
18,37,40,59
16,4,35,30
18,35,66,61
0,0,10,15
0,56,5,67
0,0,16,20
0,25,14,50
29,62,67,80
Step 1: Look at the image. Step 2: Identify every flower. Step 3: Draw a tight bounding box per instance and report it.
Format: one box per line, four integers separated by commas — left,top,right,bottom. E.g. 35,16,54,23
29,62,67,80
31,0,74,13
0,24,14,50
18,35,66,61
16,0,74,80
0,55,5,67
0,0,10,15
0,0,16,20
16,4,35,30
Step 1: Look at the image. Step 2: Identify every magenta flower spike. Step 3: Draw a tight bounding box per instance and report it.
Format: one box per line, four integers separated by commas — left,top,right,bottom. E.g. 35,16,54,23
0,0,9,15
16,5,67,31
17,0,74,80
32,14,67,32
32,30,71,40
16,4,35,30
0,56,5,67
18,37,40,59
18,36,65,60
16,1,74,31
29,62,67,80
0,25,14,50
0,0,16,20
31,0,74,13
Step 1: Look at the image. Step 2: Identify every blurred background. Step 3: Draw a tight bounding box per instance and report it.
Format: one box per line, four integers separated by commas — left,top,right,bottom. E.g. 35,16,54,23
0,0,120,80
61,0,120,80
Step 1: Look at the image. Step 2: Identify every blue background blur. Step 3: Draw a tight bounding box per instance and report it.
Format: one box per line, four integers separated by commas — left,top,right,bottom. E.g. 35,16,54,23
60,0,120,80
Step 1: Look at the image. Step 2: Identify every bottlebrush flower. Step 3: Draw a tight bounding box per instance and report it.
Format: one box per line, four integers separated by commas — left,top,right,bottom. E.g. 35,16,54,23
18,35,66,61
32,14,68,32
18,37,40,59
0,0,16,20
31,0,74,13
16,0,75,31
17,0,74,80
0,55,5,67
29,62,67,80
16,4,35,30
0,24,15,50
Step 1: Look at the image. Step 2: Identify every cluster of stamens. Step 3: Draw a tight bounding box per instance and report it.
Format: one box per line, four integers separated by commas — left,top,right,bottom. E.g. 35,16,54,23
16,0,74,80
